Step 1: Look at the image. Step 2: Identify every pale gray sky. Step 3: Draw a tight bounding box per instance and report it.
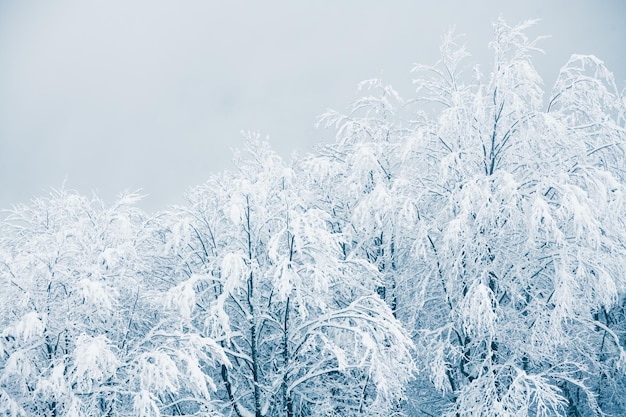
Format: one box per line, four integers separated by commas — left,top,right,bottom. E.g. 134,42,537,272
0,0,624,211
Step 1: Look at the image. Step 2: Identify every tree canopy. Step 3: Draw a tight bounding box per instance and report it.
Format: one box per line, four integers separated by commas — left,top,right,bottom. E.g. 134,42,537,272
1,19,625,417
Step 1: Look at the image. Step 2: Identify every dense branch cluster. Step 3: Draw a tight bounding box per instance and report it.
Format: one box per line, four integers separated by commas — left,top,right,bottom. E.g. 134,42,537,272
1,20,625,416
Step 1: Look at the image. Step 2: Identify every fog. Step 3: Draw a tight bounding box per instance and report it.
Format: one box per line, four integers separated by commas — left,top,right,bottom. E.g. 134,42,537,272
1,0,624,211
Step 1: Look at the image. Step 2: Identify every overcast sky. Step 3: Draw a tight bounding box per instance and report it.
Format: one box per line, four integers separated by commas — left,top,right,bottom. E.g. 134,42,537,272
0,1,624,212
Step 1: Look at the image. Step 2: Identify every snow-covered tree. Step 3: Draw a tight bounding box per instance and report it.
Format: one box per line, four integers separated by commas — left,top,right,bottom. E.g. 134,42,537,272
0,190,224,416
315,18,626,417
158,139,416,417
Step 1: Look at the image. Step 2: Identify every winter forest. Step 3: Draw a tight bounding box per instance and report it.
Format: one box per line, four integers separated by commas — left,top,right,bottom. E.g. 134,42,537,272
2,19,626,417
